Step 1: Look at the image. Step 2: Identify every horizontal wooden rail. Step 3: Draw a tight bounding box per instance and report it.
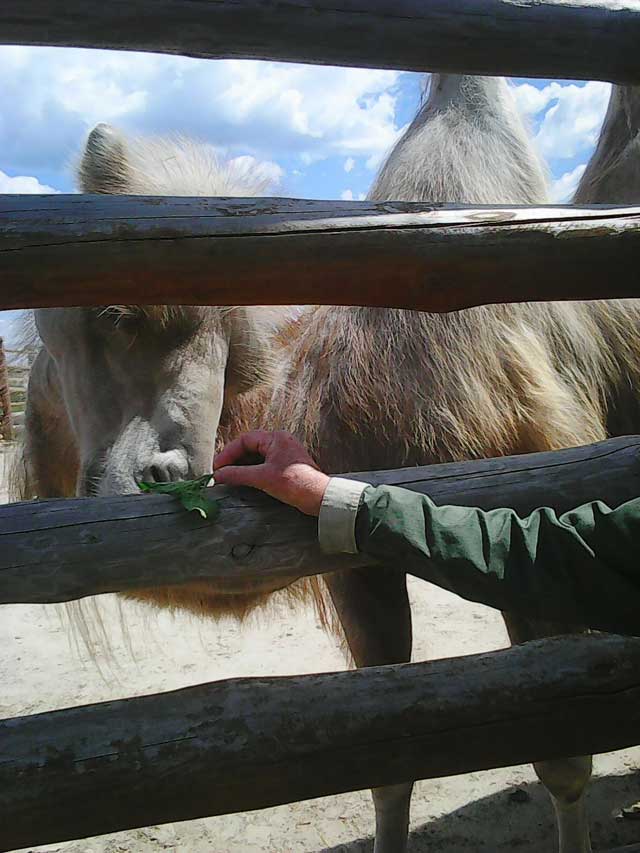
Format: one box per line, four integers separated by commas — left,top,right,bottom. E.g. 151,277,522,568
2,634,640,851
2,197,640,311
2,0,639,83
2,436,640,605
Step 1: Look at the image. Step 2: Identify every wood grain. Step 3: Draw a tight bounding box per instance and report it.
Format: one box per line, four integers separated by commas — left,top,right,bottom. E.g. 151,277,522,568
2,436,640,605
2,634,640,851
2,0,639,82
2,196,640,311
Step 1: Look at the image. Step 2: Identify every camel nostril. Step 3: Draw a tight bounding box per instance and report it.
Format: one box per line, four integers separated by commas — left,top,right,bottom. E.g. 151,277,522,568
142,452,190,485
149,464,164,483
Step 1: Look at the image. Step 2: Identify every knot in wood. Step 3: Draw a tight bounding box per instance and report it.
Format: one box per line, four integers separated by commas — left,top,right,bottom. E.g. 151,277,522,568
231,543,255,560
80,530,101,545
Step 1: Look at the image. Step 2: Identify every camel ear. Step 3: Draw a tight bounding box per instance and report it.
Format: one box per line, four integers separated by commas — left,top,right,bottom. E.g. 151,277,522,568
78,124,130,194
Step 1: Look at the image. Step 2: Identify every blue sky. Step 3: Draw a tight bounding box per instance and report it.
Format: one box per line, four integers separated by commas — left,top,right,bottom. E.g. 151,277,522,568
0,47,612,343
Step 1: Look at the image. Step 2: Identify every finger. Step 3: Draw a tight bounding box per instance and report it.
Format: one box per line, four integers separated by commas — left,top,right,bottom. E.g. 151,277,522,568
214,430,273,470
214,463,269,490
213,437,245,470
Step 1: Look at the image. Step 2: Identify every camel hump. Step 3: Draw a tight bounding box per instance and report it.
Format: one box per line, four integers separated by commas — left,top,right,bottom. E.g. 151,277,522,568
78,123,130,194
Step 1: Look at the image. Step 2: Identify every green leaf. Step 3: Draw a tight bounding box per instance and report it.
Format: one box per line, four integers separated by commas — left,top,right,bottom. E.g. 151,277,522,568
138,474,220,519
139,480,183,495
180,493,221,520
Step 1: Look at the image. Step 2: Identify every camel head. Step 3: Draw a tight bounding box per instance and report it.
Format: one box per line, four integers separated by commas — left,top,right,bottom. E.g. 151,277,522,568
30,125,309,613
35,125,279,500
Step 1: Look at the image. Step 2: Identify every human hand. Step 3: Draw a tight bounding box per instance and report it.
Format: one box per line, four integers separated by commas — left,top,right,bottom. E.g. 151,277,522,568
213,430,330,516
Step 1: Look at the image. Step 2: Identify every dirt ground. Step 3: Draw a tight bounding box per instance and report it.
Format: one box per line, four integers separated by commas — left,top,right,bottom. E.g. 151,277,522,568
3,444,640,853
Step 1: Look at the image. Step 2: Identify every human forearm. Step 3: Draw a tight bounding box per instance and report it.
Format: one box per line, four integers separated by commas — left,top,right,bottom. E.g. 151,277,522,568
353,485,640,634
215,430,640,635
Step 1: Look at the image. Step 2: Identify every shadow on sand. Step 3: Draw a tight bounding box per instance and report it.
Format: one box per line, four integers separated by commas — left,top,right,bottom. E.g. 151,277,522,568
319,772,640,852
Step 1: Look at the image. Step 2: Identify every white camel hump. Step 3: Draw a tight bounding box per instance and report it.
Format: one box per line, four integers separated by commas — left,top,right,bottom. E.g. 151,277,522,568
370,75,549,205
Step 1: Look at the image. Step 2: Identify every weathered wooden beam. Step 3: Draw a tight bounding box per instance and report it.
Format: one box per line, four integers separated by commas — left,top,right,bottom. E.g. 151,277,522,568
2,0,639,83
2,436,640,605
2,196,640,311
1,634,640,851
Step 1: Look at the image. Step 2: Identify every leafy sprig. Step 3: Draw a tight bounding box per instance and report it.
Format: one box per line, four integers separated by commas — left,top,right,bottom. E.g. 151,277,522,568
139,474,220,519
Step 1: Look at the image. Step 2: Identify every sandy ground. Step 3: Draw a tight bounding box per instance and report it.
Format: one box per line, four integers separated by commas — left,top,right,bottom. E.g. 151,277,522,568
3,444,640,853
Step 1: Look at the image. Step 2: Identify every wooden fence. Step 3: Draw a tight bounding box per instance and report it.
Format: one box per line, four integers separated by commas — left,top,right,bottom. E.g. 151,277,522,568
0,340,32,441
3,633,640,853
2,436,639,605
3,197,640,311
0,339,12,442
2,1,640,850
4,0,640,83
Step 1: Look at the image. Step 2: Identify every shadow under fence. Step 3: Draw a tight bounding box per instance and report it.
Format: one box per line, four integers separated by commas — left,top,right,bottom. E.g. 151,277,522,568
320,771,640,853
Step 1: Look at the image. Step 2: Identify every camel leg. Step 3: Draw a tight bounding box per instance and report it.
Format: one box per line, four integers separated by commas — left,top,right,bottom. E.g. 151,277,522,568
324,566,414,853
534,756,593,853
504,613,593,853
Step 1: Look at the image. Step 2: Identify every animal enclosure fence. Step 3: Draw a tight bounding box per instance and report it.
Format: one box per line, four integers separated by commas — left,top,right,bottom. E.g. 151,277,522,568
2,1,640,851
0,342,32,442
0,339,12,442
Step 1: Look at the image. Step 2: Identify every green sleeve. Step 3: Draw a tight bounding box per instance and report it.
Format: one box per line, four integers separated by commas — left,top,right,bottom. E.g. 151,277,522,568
355,486,640,635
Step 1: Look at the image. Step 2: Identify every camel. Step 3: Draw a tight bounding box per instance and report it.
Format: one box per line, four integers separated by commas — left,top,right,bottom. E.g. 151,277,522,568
575,83,640,204
15,77,640,853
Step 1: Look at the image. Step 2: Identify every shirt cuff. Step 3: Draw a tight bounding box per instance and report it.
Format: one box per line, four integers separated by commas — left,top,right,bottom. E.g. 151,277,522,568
318,477,368,554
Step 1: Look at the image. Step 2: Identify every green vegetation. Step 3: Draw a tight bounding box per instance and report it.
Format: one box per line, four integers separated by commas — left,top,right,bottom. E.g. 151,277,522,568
139,474,220,520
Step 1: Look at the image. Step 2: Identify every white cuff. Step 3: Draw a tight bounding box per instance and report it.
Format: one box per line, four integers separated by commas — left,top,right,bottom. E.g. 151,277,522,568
318,477,368,554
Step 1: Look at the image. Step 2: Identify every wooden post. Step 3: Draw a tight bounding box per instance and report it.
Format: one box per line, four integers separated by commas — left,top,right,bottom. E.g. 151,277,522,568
0,338,14,442
2,436,640,605
2,635,640,852
1,197,640,311
2,0,639,83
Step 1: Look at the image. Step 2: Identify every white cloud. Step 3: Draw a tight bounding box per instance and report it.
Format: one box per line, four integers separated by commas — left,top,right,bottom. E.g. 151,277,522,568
0,169,58,194
300,150,325,167
214,61,403,165
0,312,21,348
536,83,610,159
0,46,404,181
344,157,355,173
512,81,565,118
551,163,587,203
341,189,354,200
513,80,610,161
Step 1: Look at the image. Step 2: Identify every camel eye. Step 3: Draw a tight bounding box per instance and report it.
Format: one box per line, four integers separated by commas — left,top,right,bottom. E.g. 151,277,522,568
97,306,142,329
